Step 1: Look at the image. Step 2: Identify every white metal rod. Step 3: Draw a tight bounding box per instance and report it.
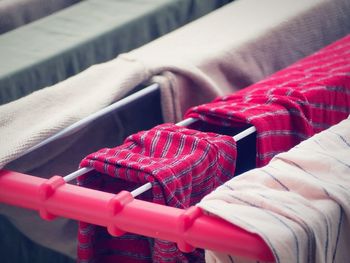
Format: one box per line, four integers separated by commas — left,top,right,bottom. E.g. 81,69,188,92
233,126,256,142
21,83,160,158
176,117,256,142
176,118,197,126
63,167,94,182
131,182,153,197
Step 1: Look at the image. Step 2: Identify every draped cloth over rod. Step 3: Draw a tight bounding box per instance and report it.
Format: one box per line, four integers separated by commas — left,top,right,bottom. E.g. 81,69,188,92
78,123,237,263
1,0,350,170
186,34,350,166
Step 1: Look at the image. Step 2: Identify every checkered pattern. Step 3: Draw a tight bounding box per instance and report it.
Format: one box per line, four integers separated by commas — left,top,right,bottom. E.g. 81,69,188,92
186,34,350,166
77,123,237,263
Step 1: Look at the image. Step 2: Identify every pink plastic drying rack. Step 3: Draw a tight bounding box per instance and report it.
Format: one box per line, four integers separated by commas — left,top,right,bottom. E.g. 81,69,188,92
0,169,275,262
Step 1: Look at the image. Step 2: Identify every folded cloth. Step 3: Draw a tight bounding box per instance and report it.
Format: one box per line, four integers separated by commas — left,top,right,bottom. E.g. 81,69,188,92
1,0,350,169
198,116,350,263
186,34,350,166
78,123,237,263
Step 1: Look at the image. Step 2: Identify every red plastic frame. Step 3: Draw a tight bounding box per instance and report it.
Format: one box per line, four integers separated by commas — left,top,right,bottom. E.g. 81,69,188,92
0,170,274,261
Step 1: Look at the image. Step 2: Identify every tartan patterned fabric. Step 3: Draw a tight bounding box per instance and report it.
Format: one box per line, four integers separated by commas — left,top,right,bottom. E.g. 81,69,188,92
186,34,350,167
77,123,237,263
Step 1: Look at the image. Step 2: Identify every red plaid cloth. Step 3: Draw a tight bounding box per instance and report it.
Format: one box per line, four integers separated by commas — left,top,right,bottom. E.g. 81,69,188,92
186,34,350,166
77,123,237,263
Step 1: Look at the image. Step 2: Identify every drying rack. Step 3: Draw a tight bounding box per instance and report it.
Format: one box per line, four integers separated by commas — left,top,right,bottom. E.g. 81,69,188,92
0,84,274,262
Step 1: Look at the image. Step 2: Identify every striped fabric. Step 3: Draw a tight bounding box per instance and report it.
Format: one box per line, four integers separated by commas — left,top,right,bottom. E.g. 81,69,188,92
199,116,350,263
186,34,350,167
77,123,237,263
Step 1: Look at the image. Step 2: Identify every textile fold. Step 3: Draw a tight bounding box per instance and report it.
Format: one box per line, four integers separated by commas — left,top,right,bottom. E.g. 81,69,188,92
78,124,237,263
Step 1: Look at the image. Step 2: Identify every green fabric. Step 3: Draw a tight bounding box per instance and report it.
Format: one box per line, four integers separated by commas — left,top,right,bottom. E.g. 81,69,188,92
0,0,81,34
0,0,233,105
0,215,74,263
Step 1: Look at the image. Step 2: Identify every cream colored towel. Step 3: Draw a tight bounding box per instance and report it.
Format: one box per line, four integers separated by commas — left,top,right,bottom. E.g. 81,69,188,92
198,117,350,263
1,0,350,170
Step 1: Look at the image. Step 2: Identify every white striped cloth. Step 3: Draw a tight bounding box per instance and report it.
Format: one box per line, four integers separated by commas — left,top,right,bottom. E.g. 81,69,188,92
198,116,350,263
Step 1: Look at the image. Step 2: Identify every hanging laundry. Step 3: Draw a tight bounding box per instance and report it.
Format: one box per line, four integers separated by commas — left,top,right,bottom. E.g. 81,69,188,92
186,34,350,166
2,0,350,170
198,116,350,263
77,123,237,263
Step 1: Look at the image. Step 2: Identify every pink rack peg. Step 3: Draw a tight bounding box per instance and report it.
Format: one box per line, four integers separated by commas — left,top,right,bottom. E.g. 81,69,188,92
0,169,275,262
38,175,65,220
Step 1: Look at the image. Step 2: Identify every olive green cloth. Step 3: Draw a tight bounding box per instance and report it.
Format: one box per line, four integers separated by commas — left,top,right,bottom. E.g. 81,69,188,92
0,215,75,263
0,0,232,105
0,0,81,34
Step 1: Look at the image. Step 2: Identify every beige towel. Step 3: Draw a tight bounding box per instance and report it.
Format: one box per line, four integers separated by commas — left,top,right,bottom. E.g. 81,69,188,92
198,117,350,263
